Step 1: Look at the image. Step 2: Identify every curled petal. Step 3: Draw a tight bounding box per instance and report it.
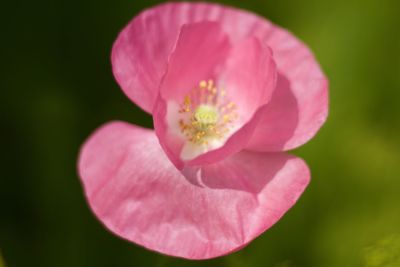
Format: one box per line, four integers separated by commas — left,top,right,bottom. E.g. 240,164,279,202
78,121,310,259
153,22,276,168
246,34,329,151
153,21,231,169
112,2,327,149
222,38,276,121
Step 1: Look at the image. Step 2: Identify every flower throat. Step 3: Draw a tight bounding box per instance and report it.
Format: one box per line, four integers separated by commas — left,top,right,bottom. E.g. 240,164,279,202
178,80,238,146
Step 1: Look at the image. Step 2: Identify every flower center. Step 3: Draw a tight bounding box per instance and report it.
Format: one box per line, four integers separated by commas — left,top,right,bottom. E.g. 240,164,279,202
178,80,238,146
194,105,218,125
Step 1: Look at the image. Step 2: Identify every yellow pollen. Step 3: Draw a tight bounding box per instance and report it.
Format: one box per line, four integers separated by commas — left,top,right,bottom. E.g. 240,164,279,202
199,80,207,88
223,114,231,123
178,79,238,145
208,80,214,89
227,102,235,109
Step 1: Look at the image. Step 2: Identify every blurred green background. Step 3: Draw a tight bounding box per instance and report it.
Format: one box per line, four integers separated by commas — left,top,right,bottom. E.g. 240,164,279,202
2,0,400,266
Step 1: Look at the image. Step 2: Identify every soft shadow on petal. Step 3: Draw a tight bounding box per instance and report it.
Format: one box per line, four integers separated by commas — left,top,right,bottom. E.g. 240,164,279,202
201,152,291,194
246,74,300,151
255,29,329,151
182,150,305,195
78,121,310,259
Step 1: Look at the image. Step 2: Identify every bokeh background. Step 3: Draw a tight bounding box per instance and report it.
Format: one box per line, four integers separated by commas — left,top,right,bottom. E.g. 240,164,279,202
2,0,400,266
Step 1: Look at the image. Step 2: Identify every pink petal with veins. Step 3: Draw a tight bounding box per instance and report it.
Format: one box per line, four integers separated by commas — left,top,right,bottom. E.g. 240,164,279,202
78,121,310,259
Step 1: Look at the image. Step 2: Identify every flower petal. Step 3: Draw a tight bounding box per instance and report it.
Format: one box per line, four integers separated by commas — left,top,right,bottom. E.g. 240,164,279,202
110,2,238,113
112,2,327,148
221,37,277,122
153,24,276,168
152,21,231,169
78,121,310,259
246,36,329,151
158,21,230,102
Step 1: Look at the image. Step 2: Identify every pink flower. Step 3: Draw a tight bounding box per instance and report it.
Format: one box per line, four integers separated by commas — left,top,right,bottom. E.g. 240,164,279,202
78,2,328,260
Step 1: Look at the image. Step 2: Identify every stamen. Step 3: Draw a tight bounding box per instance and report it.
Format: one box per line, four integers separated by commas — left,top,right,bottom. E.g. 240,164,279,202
199,80,207,88
178,79,238,146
